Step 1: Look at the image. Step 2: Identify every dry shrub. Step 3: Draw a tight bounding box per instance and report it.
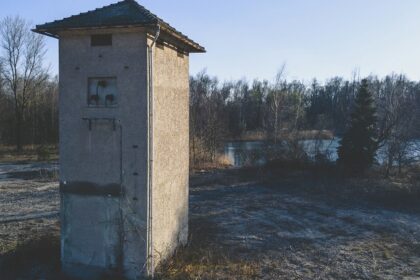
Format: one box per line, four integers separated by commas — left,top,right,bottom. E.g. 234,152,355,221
190,135,233,170
190,137,217,169
216,154,233,167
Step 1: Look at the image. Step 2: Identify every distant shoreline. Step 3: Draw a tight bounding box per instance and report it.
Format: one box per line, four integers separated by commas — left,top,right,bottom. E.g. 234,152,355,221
226,130,335,142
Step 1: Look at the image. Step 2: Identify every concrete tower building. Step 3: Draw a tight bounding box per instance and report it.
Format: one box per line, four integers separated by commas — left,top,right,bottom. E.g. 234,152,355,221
33,1,205,278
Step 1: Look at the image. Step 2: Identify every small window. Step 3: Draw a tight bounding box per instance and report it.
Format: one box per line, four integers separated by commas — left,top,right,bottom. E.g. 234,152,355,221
88,78,117,107
91,34,112,46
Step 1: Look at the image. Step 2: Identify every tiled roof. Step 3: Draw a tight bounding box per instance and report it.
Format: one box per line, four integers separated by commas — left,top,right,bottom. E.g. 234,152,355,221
33,0,205,53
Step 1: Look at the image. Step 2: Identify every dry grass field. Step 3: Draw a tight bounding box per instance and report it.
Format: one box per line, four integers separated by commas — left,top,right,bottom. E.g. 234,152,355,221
0,162,419,279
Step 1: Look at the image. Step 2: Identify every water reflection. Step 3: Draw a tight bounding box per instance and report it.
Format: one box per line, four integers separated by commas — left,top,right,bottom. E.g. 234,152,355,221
223,139,420,168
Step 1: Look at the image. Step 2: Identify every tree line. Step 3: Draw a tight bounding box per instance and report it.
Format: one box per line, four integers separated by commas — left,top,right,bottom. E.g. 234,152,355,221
190,70,420,170
0,16,58,151
0,16,419,172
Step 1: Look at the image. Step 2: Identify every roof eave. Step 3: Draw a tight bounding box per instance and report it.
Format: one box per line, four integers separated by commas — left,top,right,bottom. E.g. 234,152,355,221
33,24,206,53
32,22,157,39
159,23,205,53
32,28,59,39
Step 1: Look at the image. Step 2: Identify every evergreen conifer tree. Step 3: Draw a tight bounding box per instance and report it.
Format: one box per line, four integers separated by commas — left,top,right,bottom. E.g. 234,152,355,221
337,79,377,172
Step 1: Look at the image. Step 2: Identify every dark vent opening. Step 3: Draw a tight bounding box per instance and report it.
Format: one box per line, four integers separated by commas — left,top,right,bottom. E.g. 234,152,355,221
91,34,112,46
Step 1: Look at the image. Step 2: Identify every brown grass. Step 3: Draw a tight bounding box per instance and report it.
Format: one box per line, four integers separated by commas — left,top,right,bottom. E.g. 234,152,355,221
191,153,233,171
156,218,261,280
228,129,335,142
0,145,58,163
157,249,261,280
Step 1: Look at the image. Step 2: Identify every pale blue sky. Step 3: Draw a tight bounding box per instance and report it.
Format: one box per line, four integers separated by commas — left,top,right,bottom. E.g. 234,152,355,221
1,0,420,82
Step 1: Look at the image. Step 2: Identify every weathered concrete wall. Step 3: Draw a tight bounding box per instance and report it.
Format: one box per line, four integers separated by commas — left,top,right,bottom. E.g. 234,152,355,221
59,28,149,279
59,28,191,278
151,42,190,268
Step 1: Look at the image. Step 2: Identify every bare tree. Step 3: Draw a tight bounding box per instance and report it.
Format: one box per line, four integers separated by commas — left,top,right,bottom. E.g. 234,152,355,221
0,62,3,94
375,75,417,174
0,16,47,151
189,71,229,166
269,64,286,144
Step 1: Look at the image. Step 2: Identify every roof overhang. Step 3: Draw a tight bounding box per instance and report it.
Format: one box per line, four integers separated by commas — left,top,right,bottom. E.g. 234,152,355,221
33,23,205,53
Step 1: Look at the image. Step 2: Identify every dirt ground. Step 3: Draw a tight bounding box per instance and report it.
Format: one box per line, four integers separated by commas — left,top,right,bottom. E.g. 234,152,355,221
173,173,420,279
0,163,419,279
0,162,59,250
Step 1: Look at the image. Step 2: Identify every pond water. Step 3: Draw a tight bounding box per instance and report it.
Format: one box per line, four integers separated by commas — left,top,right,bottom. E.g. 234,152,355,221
223,139,420,168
